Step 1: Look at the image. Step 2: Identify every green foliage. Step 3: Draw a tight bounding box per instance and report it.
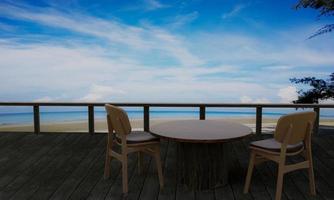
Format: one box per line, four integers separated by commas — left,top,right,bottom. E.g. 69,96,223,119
309,24,334,38
296,0,334,38
291,1,334,104
290,73,334,103
296,0,334,16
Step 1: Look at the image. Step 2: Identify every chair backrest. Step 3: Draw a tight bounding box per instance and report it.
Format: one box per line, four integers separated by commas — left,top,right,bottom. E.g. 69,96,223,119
274,111,316,145
105,104,132,136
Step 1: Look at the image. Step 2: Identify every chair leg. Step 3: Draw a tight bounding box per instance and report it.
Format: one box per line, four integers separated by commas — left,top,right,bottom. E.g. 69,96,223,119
104,138,112,179
122,155,128,194
153,145,164,189
104,150,111,179
244,151,256,193
275,163,285,200
138,152,143,175
306,149,316,195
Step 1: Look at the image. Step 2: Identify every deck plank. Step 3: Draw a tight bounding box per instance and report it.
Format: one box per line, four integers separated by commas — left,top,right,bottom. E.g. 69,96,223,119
233,139,271,200
86,151,122,200
0,132,332,200
312,136,334,189
9,134,84,200
289,154,328,200
138,140,169,200
157,141,177,200
0,133,37,172
237,135,288,200
67,148,106,200
245,135,308,200
229,142,253,200
0,134,55,187
0,134,67,199
103,148,141,200
215,184,235,200
35,135,104,200
0,133,29,151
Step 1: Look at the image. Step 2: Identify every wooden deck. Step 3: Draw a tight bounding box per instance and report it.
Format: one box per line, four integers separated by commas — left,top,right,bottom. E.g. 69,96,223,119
0,131,334,200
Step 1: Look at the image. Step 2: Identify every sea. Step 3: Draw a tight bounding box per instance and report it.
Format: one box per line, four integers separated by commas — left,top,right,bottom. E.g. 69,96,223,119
0,107,334,125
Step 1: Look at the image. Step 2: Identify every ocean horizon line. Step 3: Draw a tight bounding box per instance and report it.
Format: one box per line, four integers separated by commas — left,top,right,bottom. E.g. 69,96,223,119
1,109,334,125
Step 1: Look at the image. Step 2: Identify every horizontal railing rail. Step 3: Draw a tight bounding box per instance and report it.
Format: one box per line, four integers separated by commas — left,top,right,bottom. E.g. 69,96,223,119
0,102,334,135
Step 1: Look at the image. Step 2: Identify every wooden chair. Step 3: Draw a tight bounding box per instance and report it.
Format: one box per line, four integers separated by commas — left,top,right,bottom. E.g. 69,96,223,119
243,111,316,200
104,104,164,194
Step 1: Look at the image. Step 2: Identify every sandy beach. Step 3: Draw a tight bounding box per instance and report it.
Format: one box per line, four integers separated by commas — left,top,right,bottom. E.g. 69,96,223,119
0,117,333,133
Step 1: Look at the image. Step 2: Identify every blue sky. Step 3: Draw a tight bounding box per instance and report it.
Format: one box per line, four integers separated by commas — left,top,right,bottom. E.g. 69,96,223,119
0,0,333,103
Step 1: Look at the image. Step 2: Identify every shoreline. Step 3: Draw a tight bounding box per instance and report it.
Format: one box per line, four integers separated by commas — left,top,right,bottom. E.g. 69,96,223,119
0,117,333,133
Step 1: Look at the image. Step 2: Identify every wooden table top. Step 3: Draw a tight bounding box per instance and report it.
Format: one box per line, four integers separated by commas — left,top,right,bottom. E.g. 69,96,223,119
150,119,253,143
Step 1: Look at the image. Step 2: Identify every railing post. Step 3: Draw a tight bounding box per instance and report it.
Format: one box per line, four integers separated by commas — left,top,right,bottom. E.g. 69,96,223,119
88,105,94,134
313,107,320,134
144,106,150,132
199,106,206,120
33,105,40,134
256,106,262,135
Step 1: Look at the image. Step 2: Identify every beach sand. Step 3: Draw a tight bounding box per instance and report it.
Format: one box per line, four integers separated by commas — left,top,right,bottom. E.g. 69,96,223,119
0,117,333,133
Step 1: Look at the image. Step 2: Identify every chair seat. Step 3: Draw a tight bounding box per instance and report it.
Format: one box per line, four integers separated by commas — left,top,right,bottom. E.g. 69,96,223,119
116,131,159,144
250,138,303,153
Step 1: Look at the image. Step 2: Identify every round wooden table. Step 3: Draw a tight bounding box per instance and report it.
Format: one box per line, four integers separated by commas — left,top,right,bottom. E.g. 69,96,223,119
150,119,252,190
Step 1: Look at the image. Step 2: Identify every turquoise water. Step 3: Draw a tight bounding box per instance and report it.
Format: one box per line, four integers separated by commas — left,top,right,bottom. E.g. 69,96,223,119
1,108,333,125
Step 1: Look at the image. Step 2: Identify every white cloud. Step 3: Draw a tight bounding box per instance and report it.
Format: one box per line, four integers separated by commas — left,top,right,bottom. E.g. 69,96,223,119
240,96,271,103
0,38,315,103
0,22,15,31
255,98,271,103
167,11,199,28
191,31,334,68
148,26,203,66
222,4,247,19
144,0,169,11
0,3,201,67
34,96,54,102
79,84,126,102
119,0,169,12
0,2,333,104
265,65,295,71
278,86,298,103
320,99,334,104
0,41,247,102
240,96,252,103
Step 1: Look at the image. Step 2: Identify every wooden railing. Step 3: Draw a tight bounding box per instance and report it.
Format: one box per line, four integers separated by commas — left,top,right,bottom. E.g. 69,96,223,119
0,102,334,135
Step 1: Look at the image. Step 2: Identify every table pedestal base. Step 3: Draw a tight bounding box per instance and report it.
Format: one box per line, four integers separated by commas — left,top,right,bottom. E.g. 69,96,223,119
177,142,232,190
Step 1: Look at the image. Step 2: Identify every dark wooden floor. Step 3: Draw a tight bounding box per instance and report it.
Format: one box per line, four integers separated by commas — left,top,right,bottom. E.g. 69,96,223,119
0,131,334,200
